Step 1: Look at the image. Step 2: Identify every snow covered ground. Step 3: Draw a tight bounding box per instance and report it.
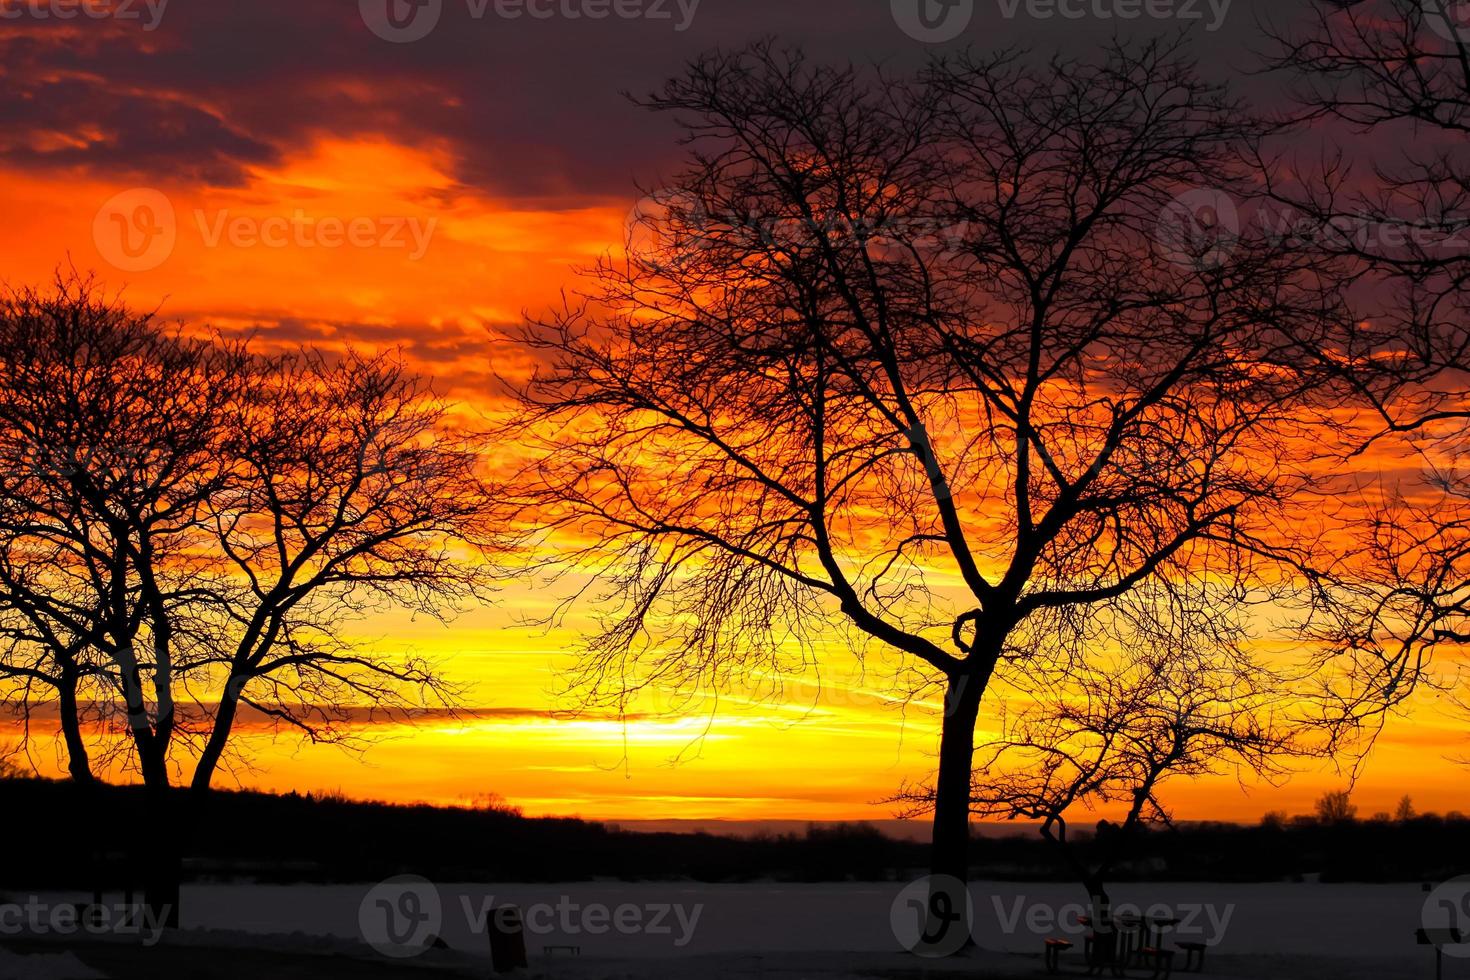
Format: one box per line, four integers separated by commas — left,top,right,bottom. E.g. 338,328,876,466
3,880,1453,978
174,879,1444,956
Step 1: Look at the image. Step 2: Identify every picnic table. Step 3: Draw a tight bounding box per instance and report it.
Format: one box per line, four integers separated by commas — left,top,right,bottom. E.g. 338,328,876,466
1074,911,1184,977
1141,915,1181,953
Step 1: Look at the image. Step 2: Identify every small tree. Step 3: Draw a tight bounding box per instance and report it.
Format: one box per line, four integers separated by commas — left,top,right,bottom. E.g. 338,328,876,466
897,585,1293,908
1314,789,1357,824
0,502,115,784
1395,794,1417,822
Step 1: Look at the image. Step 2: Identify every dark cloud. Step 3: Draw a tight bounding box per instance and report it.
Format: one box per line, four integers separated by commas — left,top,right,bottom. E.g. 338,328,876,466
0,0,1304,203
0,75,275,184
172,309,503,398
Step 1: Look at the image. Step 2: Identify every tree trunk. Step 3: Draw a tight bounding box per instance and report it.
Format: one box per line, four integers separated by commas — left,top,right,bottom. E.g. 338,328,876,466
1084,875,1118,969
190,688,239,795
1039,826,1115,966
930,669,983,882
1039,819,1112,928
1087,879,1111,919
138,737,182,930
56,669,96,784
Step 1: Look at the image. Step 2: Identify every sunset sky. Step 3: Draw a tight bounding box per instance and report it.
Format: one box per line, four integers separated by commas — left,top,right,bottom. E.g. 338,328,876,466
1,0,1465,827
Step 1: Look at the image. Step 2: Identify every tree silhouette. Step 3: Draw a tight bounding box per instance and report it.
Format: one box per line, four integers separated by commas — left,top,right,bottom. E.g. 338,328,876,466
512,41,1345,884
0,274,253,922
187,348,493,792
1314,789,1357,824
0,275,244,785
1264,0,1470,748
0,273,499,922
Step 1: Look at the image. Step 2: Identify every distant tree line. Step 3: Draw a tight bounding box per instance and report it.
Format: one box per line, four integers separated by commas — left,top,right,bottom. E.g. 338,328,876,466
1,773,1462,889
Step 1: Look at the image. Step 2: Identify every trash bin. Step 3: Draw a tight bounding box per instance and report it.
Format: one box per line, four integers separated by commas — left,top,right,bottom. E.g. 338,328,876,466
486,904,529,973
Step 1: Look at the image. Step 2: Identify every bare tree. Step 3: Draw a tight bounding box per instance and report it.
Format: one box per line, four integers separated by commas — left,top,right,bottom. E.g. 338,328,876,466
0,274,252,922
0,507,113,784
0,274,499,922
187,348,493,792
1314,788,1358,824
0,274,247,794
512,40,1344,884
1263,0,1470,745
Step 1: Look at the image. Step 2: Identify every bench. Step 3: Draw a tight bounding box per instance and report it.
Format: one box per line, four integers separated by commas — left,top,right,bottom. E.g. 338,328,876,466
1044,938,1073,973
1176,940,1207,972
1140,946,1174,979
542,944,582,957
